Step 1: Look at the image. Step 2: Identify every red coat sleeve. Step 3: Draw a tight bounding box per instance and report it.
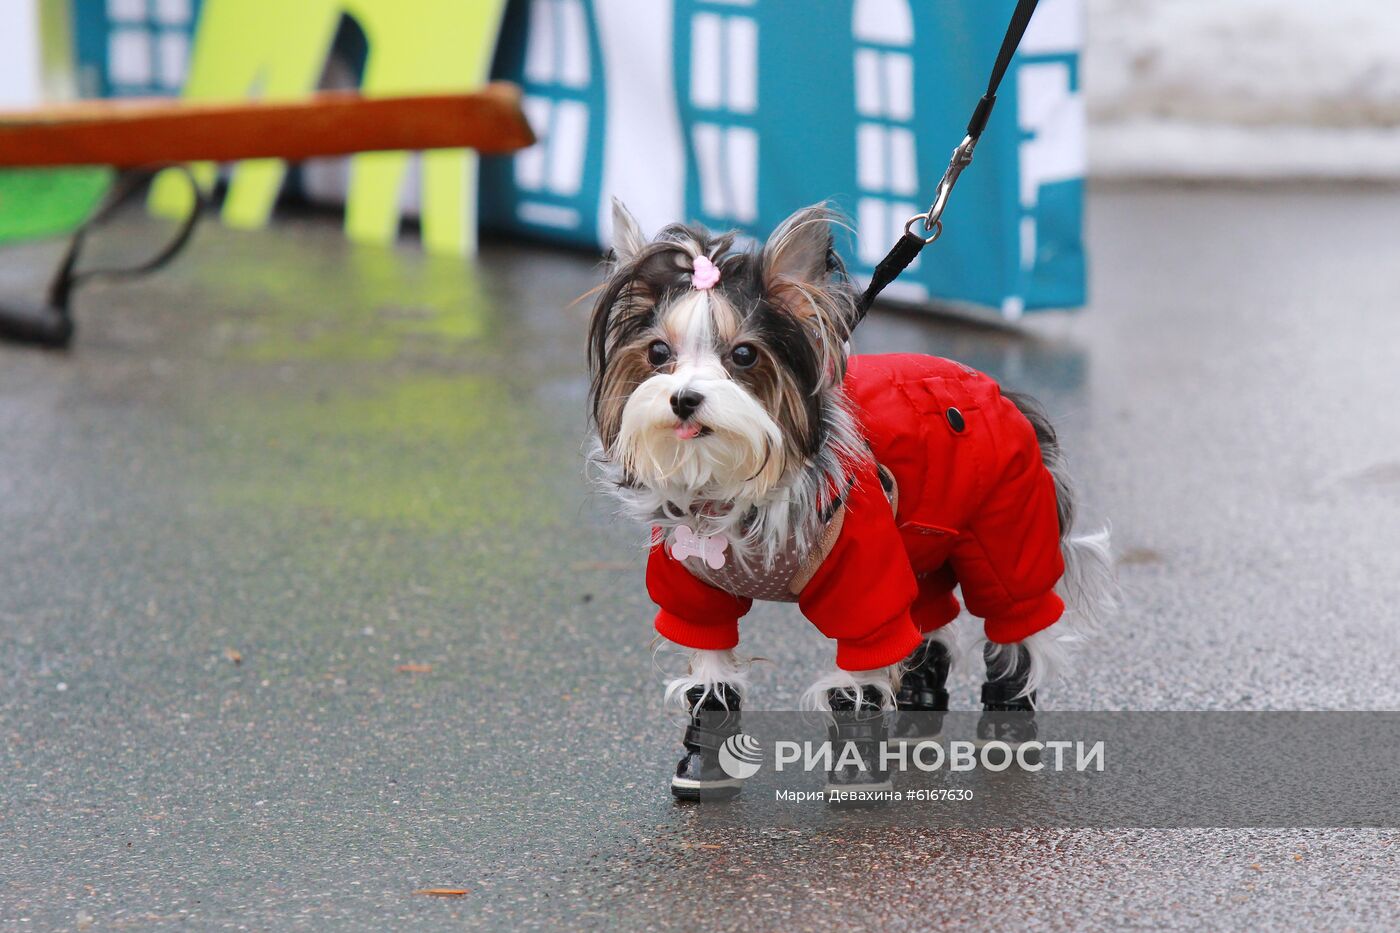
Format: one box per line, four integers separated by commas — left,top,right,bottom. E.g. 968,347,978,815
647,530,751,650
797,461,923,672
951,396,1066,643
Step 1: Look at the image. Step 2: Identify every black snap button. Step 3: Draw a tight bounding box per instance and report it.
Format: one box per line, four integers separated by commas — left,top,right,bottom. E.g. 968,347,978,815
945,407,965,432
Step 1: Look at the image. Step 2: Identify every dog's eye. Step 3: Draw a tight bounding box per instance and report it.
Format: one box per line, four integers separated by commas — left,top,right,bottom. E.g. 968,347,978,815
647,340,672,366
730,343,758,369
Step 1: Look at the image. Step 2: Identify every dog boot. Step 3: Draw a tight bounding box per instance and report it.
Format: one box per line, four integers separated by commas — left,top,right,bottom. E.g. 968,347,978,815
977,643,1039,760
825,685,893,804
892,638,951,743
671,684,745,801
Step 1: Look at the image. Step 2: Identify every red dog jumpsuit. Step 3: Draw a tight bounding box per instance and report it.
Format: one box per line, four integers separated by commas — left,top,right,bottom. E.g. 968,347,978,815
646,354,1066,671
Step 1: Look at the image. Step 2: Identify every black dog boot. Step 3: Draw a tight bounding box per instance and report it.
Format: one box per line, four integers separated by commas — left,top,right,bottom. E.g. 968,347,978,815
671,684,745,801
825,685,893,805
977,643,1039,760
892,638,951,743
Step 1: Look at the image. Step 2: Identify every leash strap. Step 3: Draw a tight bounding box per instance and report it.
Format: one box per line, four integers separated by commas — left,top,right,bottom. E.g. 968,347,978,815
856,0,1040,319
49,166,204,311
0,166,203,348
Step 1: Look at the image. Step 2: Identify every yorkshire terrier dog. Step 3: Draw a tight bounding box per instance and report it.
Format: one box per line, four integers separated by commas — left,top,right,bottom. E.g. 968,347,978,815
587,201,1116,800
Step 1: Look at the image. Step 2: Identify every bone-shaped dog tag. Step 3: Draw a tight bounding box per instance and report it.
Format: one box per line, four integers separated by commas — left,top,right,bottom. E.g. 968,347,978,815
670,524,728,570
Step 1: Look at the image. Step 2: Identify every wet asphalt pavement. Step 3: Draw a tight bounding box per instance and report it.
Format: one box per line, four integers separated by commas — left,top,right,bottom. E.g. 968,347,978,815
1,183,1397,929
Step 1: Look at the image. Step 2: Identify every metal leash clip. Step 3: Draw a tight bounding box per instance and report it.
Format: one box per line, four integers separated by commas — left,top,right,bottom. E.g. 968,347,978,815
904,134,978,245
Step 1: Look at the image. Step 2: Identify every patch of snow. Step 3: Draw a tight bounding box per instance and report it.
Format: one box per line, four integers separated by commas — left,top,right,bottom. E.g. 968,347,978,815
1087,0,1400,177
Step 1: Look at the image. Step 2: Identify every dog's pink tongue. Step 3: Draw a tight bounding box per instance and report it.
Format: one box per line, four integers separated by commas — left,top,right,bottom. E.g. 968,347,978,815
674,423,703,440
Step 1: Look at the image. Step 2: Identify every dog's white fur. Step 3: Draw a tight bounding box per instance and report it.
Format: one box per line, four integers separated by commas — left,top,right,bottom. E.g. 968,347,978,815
598,398,864,572
1004,524,1117,700
661,647,750,713
799,666,900,712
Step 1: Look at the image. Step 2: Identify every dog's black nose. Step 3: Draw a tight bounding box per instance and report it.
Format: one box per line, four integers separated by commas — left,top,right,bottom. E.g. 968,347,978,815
670,388,704,420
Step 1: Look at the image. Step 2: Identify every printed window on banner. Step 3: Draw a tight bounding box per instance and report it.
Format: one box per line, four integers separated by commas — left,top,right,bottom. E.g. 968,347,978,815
515,0,593,230
852,0,913,44
1013,0,1086,298
105,0,193,95
852,0,923,289
689,3,758,225
853,48,913,121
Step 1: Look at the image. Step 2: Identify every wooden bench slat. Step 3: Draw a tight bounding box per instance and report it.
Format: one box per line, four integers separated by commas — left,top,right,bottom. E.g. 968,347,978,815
0,83,535,168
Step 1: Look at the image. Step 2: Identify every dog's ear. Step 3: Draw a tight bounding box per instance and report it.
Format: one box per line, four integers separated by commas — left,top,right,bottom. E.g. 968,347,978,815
761,204,853,380
761,204,839,297
609,198,648,265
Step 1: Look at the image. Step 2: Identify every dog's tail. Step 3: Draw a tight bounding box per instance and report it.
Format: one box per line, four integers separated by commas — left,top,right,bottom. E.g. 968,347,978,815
1004,392,1120,638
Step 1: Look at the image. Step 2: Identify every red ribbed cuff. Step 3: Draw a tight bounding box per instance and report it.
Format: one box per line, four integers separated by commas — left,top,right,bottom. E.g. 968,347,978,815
653,609,740,651
984,591,1065,644
834,610,923,672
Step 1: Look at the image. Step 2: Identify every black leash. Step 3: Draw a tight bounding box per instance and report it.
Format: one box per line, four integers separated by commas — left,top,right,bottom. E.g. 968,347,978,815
0,166,204,348
856,0,1040,320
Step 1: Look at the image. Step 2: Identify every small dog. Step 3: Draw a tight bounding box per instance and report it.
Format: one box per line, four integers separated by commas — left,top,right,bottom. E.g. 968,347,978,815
587,201,1116,800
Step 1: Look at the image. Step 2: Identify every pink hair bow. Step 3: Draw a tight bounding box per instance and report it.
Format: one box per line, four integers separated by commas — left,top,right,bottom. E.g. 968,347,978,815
692,255,720,290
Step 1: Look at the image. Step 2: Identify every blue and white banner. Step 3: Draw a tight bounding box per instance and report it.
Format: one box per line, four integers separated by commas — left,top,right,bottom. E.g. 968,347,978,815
482,0,1086,315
